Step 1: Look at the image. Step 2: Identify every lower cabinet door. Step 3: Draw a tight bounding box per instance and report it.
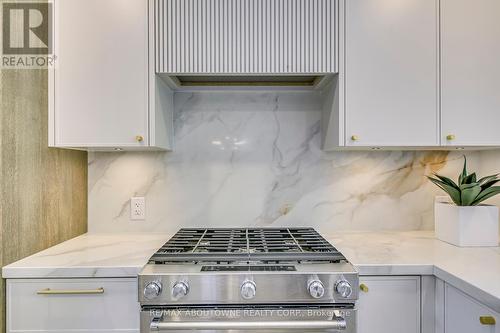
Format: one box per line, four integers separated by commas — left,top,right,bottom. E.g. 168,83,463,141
357,276,421,333
445,283,500,333
6,278,139,333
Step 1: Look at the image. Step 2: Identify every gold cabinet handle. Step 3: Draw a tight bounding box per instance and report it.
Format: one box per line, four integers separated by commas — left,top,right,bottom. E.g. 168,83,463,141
446,134,456,141
37,287,104,295
359,284,369,292
351,135,360,141
135,135,144,142
479,316,496,325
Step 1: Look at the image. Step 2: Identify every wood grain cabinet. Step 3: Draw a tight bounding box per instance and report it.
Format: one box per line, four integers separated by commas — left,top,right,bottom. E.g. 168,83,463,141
49,0,173,151
357,276,421,333
6,278,139,333
443,283,499,333
440,0,500,147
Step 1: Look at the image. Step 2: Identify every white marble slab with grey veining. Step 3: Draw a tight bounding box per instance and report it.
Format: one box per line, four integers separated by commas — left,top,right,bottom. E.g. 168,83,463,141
1,233,170,278
87,91,500,234
3,231,500,312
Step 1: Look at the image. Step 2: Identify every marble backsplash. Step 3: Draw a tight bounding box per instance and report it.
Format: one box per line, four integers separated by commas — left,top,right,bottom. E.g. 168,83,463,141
88,91,500,234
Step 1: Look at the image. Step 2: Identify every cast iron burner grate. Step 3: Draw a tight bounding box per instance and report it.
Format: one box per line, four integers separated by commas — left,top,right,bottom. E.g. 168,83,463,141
149,228,345,263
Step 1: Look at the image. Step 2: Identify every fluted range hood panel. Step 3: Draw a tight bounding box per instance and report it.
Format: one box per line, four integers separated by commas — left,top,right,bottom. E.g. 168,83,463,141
155,0,339,87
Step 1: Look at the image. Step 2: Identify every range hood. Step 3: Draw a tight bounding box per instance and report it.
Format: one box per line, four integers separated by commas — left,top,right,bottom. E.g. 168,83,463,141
158,74,336,90
154,0,339,90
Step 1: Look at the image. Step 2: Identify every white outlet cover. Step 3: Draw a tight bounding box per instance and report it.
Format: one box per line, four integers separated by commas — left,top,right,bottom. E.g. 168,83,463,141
130,197,146,221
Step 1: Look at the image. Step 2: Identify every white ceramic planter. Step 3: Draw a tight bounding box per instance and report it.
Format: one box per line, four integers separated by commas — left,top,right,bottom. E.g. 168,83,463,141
434,198,499,247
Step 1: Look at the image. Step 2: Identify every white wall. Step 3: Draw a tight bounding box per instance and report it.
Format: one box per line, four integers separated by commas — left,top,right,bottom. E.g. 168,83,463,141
88,91,495,234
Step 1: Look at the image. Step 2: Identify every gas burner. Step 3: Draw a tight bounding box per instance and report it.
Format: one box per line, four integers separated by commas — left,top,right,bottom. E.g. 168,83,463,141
149,228,346,264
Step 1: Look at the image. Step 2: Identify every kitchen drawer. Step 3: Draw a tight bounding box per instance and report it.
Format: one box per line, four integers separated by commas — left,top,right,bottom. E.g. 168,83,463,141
6,278,139,333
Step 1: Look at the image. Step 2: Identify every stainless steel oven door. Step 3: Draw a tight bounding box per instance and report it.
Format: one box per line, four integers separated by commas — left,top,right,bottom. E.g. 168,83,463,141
141,305,356,333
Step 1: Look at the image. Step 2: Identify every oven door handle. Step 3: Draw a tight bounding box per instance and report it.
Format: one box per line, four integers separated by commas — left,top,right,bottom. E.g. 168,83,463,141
150,318,347,331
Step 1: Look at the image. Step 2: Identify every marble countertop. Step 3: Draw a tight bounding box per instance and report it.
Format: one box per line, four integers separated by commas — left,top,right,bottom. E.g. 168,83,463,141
328,231,500,313
2,231,500,312
1,233,169,278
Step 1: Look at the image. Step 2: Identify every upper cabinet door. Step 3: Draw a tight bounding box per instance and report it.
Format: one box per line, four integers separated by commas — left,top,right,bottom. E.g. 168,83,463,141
441,0,500,147
52,0,149,148
345,0,439,147
155,0,339,74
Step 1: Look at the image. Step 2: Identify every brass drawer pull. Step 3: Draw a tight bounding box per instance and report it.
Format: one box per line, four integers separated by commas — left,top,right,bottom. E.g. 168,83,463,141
37,287,105,295
359,284,369,293
479,316,496,325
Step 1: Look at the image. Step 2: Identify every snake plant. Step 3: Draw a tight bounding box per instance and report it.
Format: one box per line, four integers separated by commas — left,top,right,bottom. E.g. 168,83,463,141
427,157,500,206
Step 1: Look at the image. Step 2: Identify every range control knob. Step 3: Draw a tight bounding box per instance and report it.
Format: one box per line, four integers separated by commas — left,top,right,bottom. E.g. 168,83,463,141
308,280,325,299
335,280,353,298
240,280,257,300
144,281,162,300
172,281,189,300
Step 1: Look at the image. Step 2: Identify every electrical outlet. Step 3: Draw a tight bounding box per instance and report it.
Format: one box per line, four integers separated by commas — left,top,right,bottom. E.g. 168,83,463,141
130,197,146,220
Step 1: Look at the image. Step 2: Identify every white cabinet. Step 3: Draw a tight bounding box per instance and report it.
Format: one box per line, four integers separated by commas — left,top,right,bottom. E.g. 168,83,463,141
323,0,500,150
49,0,173,151
441,0,500,147
443,283,499,333
343,0,439,147
357,276,421,333
6,278,139,333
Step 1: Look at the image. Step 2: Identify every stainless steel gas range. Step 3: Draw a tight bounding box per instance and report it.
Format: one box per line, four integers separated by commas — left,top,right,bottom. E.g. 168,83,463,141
139,228,358,332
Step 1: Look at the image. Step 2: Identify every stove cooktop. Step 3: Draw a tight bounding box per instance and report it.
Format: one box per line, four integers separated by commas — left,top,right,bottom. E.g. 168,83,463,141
139,228,358,307
149,228,346,264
